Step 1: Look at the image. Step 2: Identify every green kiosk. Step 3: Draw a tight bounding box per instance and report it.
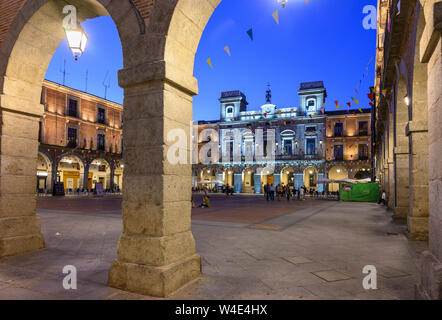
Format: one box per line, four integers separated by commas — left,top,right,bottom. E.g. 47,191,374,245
339,182,380,203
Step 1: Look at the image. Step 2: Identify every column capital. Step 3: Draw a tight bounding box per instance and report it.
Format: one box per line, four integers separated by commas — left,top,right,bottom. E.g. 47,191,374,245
118,60,198,96
420,1,442,63
394,146,409,155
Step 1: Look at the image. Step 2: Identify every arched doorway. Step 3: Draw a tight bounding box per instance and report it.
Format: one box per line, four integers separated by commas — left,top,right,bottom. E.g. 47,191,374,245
328,166,348,192
36,152,53,194
222,168,234,189
113,160,124,192
261,167,275,193
281,167,295,187
304,167,318,192
242,168,254,193
90,158,111,190
57,154,85,191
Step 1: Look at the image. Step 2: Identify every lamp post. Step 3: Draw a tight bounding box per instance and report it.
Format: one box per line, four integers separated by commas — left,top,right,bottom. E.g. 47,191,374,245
64,26,88,60
278,0,288,8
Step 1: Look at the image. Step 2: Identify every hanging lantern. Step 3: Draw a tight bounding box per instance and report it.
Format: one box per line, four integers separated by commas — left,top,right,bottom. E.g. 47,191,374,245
64,26,88,61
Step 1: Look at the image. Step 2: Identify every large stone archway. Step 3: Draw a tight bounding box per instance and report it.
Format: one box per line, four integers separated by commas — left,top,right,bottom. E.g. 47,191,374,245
0,0,224,297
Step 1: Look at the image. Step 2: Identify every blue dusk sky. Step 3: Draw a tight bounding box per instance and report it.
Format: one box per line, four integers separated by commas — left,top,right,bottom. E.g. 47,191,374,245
45,0,377,121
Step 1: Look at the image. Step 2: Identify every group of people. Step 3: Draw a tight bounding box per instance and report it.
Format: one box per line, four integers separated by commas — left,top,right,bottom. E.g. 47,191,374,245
263,183,309,201
192,195,211,208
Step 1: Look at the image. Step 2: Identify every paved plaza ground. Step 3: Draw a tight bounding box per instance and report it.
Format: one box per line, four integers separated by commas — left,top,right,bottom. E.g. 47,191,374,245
0,194,427,300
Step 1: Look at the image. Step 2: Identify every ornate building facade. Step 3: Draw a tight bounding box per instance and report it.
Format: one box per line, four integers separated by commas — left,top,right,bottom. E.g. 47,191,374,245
193,82,372,194
373,0,442,299
37,80,124,192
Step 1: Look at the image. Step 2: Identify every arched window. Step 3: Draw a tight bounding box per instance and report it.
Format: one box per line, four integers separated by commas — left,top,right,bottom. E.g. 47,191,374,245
281,130,295,155
226,107,233,116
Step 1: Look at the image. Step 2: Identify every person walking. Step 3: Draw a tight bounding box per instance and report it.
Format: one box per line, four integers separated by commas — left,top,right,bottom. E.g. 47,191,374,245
300,186,304,200
264,183,269,201
381,191,386,205
270,184,275,201
286,185,291,201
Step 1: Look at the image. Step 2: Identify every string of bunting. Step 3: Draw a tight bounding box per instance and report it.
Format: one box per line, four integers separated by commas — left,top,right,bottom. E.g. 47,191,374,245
206,0,310,68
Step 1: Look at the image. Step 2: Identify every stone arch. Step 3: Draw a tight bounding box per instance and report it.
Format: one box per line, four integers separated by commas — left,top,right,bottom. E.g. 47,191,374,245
56,153,85,191
280,167,295,187
303,167,318,191
0,0,208,297
406,2,429,241
328,166,348,192
37,151,53,193
393,72,411,220
241,167,255,193
89,157,112,190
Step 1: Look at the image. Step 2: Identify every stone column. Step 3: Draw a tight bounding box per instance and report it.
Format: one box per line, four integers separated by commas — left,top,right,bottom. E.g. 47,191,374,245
83,162,90,191
406,121,429,240
317,173,324,193
254,174,261,194
393,146,409,219
51,161,58,192
274,173,281,187
387,159,395,209
393,84,410,220
110,164,115,192
416,1,442,300
0,110,44,257
234,173,242,194
108,80,201,297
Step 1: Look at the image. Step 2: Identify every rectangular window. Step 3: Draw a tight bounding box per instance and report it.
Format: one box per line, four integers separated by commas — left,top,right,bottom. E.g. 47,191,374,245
68,99,78,118
67,128,77,148
97,134,105,151
38,121,43,143
334,145,344,160
334,123,344,137
359,121,369,136
97,107,106,124
283,139,292,155
306,138,316,155
358,144,369,160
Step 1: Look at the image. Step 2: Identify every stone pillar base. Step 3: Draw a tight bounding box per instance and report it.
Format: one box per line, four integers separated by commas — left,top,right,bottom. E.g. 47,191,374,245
0,216,45,257
407,216,429,241
415,251,442,300
108,253,201,297
393,206,408,220
0,234,45,257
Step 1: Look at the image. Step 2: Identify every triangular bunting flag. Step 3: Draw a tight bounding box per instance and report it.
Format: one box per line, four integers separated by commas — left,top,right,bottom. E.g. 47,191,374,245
224,46,231,56
272,10,279,24
206,58,213,68
247,28,253,41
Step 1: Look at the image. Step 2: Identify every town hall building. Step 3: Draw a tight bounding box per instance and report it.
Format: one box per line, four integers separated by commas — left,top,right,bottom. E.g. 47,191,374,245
193,81,372,194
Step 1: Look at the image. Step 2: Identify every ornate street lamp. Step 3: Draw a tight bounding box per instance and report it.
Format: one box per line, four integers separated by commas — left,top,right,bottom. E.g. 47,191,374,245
64,26,88,60
278,0,288,8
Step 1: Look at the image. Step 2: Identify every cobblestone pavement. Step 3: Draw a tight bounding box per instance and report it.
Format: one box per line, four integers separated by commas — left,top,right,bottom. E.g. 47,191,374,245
0,195,427,300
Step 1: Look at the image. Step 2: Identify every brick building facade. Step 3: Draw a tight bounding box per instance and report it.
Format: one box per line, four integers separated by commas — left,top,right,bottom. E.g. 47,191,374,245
37,80,124,193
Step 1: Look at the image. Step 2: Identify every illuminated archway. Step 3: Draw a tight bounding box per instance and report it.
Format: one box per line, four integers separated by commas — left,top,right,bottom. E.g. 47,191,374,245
303,167,318,191
328,166,348,192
